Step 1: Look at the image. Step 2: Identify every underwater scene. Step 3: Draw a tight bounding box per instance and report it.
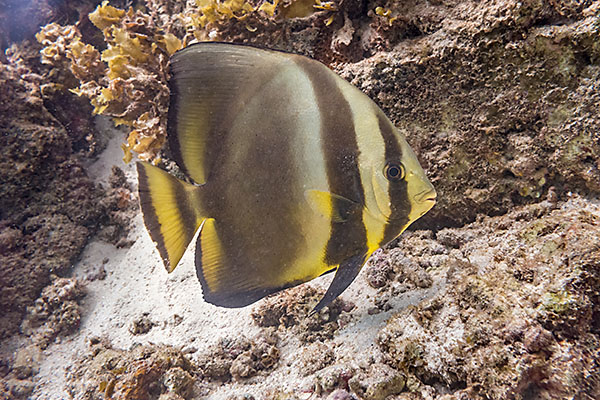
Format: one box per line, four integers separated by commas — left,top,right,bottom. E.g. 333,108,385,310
0,0,599,399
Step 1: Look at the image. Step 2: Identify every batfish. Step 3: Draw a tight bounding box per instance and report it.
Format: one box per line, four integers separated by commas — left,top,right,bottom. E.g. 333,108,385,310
137,42,436,313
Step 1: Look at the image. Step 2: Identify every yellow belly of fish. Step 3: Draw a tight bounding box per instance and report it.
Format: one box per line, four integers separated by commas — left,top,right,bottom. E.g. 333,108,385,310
277,201,333,284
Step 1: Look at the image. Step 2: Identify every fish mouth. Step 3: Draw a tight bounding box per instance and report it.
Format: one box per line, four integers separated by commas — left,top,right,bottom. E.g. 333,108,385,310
414,189,437,204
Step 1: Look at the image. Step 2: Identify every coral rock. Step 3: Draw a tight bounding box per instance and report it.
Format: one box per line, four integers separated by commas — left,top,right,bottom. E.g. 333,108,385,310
348,363,406,400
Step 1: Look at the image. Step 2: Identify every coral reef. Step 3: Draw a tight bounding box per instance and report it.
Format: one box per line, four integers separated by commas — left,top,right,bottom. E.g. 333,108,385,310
98,166,138,246
1,0,599,399
21,277,86,349
0,100,133,339
0,22,137,400
375,195,600,399
251,285,355,342
65,340,198,400
0,47,100,339
348,363,405,400
0,277,86,399
36,1,182,162
297,341,335,376
195,329,279,383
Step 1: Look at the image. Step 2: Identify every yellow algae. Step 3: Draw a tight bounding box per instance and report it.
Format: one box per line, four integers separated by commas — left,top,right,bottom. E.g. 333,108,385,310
88,1,126,30
133,135,158,154
36,23,81,64
258,0,279,17
67,42,102,79
375,6,398,25
159,33,183,55
314,0,337,11
113,117,133,126
37,1,176,162
191,0,256,28
122,143,133,163
110,28,149,63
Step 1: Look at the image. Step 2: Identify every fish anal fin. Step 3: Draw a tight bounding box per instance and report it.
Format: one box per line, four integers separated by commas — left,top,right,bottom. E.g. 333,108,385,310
196,218,226,294
310,253,366,315
195,219,296,308
305,189,359,223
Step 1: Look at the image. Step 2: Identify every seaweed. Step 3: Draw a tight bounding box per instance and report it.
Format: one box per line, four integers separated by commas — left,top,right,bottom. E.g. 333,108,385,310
37,1,178,162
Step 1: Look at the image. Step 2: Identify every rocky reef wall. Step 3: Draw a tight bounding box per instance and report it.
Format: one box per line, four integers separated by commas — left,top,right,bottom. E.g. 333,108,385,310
0,0,598,399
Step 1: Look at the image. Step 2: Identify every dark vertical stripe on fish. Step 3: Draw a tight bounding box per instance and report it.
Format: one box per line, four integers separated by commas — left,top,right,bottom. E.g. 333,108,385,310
295,57,368,265
167,76,186,178
376,112,411,246
202,67,305,298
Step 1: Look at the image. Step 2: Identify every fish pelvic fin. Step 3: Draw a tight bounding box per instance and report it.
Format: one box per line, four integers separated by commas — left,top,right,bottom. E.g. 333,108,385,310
137,161,205,272
310,253,366,316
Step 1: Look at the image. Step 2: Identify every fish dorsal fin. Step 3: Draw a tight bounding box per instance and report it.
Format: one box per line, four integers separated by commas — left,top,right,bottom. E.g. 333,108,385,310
168,42,291,184
305,189,360,223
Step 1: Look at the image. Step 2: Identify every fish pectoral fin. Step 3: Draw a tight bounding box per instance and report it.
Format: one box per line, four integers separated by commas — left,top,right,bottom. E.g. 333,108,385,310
305,189,360,223
310,253,366,315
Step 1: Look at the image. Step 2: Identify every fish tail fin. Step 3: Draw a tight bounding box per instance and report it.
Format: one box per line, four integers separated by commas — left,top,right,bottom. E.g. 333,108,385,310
137,161,205,272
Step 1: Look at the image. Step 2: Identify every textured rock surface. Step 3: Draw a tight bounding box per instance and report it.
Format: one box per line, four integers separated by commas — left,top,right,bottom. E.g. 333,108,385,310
376,195,600,399
0,0,599,399
0,44,100,341
0,8,136,398
65,341,198,400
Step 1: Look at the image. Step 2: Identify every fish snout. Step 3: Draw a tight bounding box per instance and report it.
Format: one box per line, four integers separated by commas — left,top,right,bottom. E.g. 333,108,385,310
411,183,436,219
414,188,437,205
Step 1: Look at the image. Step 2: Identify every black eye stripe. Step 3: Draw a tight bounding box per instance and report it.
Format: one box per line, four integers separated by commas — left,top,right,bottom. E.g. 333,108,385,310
385,162,405,181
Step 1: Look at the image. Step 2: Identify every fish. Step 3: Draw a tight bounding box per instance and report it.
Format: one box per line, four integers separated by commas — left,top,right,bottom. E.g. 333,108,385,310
136,42,436,313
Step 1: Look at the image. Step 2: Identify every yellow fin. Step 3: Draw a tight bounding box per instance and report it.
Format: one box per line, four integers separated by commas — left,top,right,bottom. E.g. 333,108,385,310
196,219,226,293
305,189,359,223
195,218,297,308
168,42,290,184
137,162,204,272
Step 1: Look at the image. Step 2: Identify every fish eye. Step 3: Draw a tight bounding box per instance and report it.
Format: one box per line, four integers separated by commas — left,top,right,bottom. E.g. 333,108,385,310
384,162,405,182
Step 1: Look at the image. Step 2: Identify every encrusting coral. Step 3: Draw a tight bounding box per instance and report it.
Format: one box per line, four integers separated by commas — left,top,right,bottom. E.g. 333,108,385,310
374,195,600,399
66,340,198,400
